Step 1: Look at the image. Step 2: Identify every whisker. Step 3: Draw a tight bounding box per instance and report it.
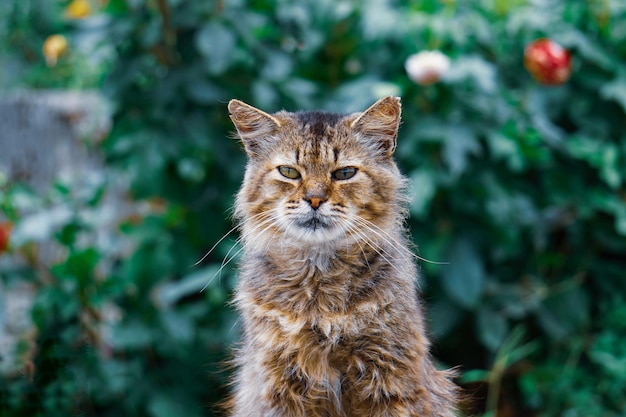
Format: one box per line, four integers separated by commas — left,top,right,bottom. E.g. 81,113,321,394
262,219,293,257
189,224,238,268
352,216,449,265
345,227,372,274
221,213,282,265
190,209,278,267
200,245,246,292
222,212,274,266
346,224,405,277
198,210,282,292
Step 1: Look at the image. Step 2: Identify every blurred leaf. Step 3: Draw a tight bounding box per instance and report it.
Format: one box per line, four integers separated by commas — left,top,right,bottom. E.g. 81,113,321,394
148,394,204,417
111,320,155,349
328,76,401,112
161,310,194,343
476,307,509,351
600,72,626,112
62,248,100,284
12,206,73,244
537,286,590,341
460,369,490,383
485,131,524,171
261,50,293,81
441,238,485,309
176,158,206,183
409,170,437,218
558,29,614,70
195,21,236,75
442,125,481,176
280,77,319,108
252,80,280,109
566,135,621,189
103,0,128,14
154,266,220,307
428,298,463,339
185,78,227,104
444,55,497,93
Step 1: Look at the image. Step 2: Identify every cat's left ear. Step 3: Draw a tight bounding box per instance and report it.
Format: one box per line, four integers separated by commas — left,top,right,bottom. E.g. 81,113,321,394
350,96,401,157
228,99,282,157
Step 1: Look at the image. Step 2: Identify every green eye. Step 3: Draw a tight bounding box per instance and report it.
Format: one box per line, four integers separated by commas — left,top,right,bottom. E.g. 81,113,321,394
332,167,358,180
278,166,301,179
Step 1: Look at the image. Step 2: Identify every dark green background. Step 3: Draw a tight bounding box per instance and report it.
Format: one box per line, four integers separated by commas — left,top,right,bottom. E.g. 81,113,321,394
1,1,626,416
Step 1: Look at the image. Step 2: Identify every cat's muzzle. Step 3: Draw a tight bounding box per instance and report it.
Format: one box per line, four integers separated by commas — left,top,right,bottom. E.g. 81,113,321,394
297,214,329,231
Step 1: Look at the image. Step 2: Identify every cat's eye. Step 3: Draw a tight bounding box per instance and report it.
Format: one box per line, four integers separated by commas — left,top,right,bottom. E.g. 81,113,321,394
332,167,358,180
278,166,301,179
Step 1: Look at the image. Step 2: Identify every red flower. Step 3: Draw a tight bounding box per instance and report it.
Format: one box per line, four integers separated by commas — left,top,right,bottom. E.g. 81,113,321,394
0,222,12,253
524,38,572,85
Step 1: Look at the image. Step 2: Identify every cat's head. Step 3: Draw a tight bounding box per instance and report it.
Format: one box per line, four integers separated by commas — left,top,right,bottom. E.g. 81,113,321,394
229,97,407,249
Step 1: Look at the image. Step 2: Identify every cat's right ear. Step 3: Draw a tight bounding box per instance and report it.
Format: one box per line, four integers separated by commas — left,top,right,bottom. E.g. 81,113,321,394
350,96,401,158
228,99,281,157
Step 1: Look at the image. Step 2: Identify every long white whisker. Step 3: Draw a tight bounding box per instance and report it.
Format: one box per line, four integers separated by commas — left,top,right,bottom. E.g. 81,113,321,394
190,209,279,267
351,217,405,257
233,213,284,259
352,216,449,265
240,212,282,245
346,223,406,277
200,244,247,292
220,213,281,264
189,224,238,268
199,210,283,292
346,226,372,273
262,219,292,257
224,213,279,264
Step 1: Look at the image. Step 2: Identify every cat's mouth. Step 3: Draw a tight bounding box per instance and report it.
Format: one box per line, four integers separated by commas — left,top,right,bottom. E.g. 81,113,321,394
296,214,330,231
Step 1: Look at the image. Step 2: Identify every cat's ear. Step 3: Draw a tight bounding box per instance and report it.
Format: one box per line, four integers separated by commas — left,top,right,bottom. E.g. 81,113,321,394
228,99,281,157
350,96,401,157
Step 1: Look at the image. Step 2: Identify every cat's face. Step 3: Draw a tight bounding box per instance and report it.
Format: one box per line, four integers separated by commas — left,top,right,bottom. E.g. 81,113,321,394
230,97,405,248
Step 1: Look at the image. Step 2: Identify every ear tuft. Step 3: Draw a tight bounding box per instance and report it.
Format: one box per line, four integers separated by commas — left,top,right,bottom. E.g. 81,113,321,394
350,96,401,156
228,99,281,156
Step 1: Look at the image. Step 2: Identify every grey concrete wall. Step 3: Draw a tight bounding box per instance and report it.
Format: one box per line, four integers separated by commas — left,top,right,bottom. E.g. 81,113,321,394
0,90,111,191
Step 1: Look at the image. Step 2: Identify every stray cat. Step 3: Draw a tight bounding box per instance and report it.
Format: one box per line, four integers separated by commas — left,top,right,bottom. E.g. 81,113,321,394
225,97,457,416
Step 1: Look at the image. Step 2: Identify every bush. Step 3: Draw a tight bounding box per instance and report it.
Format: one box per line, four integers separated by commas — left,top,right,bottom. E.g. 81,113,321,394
1,1,626,416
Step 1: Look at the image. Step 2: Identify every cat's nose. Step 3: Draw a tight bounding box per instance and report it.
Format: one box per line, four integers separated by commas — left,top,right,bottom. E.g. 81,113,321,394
306,197,324,209
304,192,327,210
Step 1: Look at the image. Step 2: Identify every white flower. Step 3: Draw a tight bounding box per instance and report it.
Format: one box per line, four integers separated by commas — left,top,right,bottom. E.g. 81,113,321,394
404,50,451,85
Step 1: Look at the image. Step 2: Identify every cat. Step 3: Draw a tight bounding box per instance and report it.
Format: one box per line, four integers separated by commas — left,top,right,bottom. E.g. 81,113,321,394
225,96,457,417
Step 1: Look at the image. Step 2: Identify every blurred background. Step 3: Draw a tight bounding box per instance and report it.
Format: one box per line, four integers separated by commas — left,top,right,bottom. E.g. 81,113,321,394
1,0,626,416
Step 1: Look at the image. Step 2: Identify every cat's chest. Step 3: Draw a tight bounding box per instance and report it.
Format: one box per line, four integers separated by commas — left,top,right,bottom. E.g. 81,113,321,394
238,252,387,342
260,298,381,345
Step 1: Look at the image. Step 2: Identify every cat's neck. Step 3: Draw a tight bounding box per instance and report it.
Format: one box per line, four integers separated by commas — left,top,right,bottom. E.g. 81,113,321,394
241,228,412,284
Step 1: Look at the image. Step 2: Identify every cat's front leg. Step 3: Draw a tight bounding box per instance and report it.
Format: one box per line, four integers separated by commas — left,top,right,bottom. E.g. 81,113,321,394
263,365,344,417
349,381,452,417
346,351,455,417
347,370,423,417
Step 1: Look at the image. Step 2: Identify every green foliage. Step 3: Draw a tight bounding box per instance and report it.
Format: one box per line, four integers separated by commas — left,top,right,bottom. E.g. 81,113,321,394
0,0,109,88
2,0,626,416
0,176,236,416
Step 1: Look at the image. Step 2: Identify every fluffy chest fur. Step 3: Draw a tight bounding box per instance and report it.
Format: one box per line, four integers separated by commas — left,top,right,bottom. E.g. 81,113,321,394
236,243,413,344
225,97,457,417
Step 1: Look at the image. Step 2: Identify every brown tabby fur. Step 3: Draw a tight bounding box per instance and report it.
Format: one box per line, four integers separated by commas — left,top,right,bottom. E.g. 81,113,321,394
225,97,457,416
